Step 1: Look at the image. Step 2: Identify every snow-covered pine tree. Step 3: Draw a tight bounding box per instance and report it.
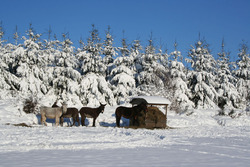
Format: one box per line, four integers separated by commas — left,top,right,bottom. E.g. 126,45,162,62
53,33,81,103
135,35,165,95
0,22,7,68
42,26,60,67
0,22,7,71
103,26,117,81
80,25,105,75
0,44,21,94
130,39,144,93
13,25,20,46
13,24,49,97
169,42,194,111
119,31,130,57
40,27,61,93
0,21,4,44
75,38,87,74
79,25,115,106
216,40,241,109
110,36,136,104
234,42,250,108
155,45,172,97
0,23,20,95
157,46,169,70
54,33,77,68
0,56,12,94
186,39,218,109
131,39,142,73
235,42,250,80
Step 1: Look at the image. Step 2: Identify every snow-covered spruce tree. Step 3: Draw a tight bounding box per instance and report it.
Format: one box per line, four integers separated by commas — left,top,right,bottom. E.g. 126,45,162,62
0,22,8,91
0,23,20,96
79,25,105,75
135,36,165,96
0,46,21,94
130,39,142,71
53,33,81,103
110,36,136,104
42,26,60,67
4,26,18,75
40,27,62,93
130,39,143,91
102,26,118,81
169,42,194,111
186,39,218,109
0,22,7,73
158,46,170,70
119,31,130,57
12,24,49,97
0,21,5,46
154,46,173,98
75,38,86,74
13,25,20,45
216,40,241,109
79,25,115,106
234,42,250,108
54,33,77,68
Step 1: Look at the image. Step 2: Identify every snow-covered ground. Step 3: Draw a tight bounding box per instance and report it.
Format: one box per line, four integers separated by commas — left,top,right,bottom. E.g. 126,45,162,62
0,98,250,167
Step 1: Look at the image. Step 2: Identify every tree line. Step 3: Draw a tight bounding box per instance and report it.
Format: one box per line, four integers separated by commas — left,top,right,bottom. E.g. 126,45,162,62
0,23,249,110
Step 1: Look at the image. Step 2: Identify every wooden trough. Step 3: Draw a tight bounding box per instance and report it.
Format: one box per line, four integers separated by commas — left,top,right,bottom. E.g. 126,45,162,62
130,96,171,129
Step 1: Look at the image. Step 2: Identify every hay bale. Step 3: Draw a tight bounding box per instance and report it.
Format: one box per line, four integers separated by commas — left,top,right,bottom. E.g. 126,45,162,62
129,106,166,129
145,106,166,128
146,107,165,121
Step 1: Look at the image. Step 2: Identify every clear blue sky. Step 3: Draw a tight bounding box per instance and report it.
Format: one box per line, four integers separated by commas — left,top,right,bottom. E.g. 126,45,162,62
1,0,250,61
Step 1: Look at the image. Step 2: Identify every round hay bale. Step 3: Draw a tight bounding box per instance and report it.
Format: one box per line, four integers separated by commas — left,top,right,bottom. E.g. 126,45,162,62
146,107,165,120
129,106,166,129
145,106,166,128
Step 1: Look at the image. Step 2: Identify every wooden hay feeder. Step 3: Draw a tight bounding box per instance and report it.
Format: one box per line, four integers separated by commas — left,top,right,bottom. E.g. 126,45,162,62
130,96,171,129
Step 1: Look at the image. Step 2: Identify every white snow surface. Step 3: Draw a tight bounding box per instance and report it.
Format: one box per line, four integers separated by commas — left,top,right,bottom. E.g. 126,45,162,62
0,98,250,167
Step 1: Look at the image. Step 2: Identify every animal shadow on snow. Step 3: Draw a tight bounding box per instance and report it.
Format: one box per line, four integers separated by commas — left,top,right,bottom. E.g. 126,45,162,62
61,117,79,126
79,117,113,127
114,113,130,127
36,114,74,126
81,117,90,126
99,114,129,127
99,122,116,127
36,114,129,127
36,114,54,125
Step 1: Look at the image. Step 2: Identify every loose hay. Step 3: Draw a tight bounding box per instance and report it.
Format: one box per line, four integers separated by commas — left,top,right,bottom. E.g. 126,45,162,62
6,123,33,127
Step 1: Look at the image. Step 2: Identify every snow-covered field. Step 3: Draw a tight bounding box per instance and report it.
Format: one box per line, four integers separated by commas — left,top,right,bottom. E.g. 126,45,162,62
0,98,250,167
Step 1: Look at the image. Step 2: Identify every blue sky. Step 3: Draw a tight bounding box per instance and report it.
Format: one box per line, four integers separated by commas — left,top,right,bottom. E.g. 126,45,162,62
1,0,250,61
